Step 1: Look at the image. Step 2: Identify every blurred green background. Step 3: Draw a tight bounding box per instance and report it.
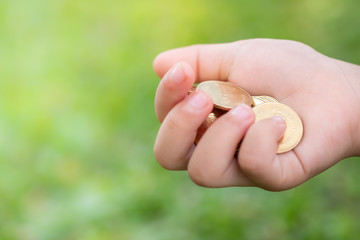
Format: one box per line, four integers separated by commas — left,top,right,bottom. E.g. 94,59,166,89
0,0,360,239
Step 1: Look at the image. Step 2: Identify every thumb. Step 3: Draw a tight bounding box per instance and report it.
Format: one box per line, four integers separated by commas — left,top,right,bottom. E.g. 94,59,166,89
238,117,303,191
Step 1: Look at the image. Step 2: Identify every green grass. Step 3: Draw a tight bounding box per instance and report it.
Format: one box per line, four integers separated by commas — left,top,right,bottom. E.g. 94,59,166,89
0,0,359,239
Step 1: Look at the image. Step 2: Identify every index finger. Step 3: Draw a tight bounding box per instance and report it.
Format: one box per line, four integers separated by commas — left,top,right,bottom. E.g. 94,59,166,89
153,42,242,82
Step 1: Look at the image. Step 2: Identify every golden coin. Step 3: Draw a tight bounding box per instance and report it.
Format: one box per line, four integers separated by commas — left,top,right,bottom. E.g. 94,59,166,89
262,96,279,103
252,95,279,106
252,96,267,106
195,108,226,144
196,81,254,110
253,102,303,153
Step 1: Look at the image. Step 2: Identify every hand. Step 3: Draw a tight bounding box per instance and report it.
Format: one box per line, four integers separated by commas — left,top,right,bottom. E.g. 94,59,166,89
153,39,360,191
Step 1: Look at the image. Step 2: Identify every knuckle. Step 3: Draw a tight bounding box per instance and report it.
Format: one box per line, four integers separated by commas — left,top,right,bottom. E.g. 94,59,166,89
153,144,173,170
261,180,295,192
153,143,186,170
161,74,177,91
188,165,220,188
165,105,196,133
153,145,165,168
165,115,186,133
154,106,164,123
287,40,314,52
238,152,259,173
154,156,174,170
239,157,297,191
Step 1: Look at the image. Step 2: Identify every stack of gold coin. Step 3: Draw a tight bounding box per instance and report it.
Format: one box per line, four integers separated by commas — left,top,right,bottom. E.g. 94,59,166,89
193,80,303,154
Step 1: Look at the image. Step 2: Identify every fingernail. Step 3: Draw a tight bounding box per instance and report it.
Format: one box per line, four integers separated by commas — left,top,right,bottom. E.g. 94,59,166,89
230,104,252,120
168,63,184,84
188,91,208,109
272,116,286,127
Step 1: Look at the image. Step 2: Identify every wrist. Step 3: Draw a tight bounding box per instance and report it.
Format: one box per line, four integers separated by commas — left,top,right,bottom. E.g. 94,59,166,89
344,61,360,156
354,66,360,156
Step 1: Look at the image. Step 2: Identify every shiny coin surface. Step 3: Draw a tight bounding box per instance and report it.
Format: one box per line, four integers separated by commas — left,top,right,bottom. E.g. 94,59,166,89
252,95,279,106
195,108,226,144
253,102,303,153
197,81,254,110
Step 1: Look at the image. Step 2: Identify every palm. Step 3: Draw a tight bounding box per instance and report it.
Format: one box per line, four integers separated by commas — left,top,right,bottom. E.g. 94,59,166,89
225,40,357,189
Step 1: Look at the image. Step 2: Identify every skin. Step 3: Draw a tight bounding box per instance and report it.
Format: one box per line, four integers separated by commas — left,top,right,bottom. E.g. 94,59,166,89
153,39,360,191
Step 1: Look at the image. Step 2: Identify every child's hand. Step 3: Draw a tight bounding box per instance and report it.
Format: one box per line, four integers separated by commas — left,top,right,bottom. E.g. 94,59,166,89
153,39,360,191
